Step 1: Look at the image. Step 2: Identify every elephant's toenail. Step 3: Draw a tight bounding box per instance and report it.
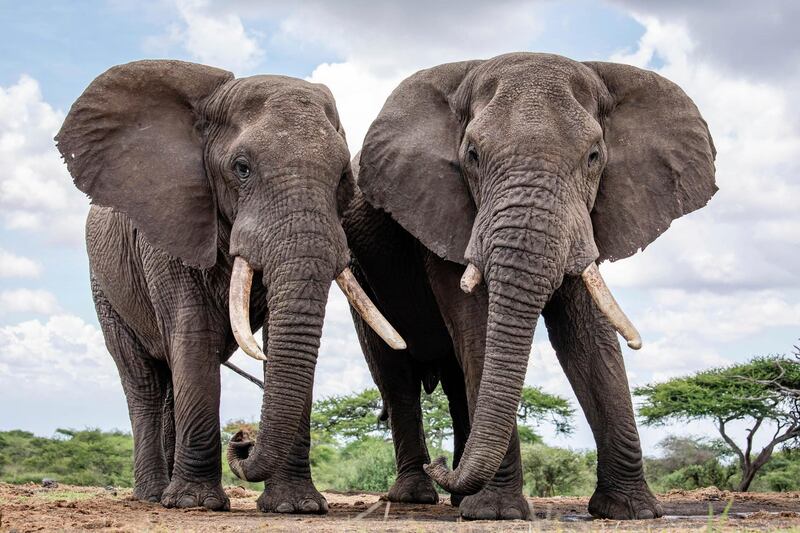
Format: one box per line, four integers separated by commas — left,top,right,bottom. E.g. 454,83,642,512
275,502,294,513
203,497,225,510
177,495,198,508
299,499,320,512
637,509,655,519
503,508,523,520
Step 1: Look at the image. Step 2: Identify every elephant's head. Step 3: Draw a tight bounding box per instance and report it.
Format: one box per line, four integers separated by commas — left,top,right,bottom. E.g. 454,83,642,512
358,53,716,495
55,60,403,483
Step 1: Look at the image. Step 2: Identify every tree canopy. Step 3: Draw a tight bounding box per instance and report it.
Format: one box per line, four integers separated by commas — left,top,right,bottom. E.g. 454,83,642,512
634,354,800,491
310,384,574,450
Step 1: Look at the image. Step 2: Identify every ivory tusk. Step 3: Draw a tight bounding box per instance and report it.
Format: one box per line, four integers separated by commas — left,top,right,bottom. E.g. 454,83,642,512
229,256,267,361
460,263,482,294
581,262,642,350
336,267,407,350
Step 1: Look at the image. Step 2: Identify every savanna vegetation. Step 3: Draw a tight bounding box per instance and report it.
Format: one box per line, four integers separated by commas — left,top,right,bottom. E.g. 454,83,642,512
3,352,799,496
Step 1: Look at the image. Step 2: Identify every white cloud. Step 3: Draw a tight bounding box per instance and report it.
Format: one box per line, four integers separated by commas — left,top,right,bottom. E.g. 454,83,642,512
0,75,87,246
0,248,42,278
146,0,264,75
0,289,60,315
0,314,116,391
639,289,800,344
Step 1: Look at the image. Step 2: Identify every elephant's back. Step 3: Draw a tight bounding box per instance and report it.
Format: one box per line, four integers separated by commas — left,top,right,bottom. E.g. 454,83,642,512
87,206,163,356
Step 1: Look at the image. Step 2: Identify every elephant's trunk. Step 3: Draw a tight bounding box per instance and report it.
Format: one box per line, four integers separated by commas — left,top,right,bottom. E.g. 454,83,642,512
226,248,332,482
425,178,567,495
225,176,405,482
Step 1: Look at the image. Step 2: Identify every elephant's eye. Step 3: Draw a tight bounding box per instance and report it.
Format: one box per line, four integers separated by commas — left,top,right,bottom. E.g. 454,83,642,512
233,158,251,180
587,147,600,168
467,145,479,164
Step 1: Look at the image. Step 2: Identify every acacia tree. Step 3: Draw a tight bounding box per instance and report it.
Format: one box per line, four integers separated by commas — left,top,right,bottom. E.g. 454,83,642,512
311,385,574,448
634,354,800,491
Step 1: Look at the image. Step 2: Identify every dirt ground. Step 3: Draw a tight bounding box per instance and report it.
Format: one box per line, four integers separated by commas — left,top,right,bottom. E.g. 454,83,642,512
1,483,799,532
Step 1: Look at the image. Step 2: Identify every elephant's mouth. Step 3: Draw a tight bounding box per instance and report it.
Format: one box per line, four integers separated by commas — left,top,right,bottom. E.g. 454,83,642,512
460,260,642,350
229,255,406,361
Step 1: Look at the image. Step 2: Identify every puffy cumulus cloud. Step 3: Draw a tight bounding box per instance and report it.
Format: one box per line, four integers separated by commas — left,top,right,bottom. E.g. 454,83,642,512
609,0,800,83
639,290,800,345
145,0,264,75
294,1,544,150
0,76,87,247
0,314,117,392
0,248,42,278
0,289,60,315
274,1,543,72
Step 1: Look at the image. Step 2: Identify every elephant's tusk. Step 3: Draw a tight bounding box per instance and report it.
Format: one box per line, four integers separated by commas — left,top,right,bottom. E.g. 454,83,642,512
229,256,267,361
336,267,407,350
581,262,642,350
460,263,482,294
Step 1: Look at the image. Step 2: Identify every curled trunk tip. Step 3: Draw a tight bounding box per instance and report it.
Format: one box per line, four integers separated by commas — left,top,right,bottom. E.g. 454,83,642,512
226,430,256,481
423,457,464,494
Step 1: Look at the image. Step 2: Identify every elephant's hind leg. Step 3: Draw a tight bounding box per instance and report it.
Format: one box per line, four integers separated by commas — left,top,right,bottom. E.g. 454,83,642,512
348,267,439,505
352,309,439,504
93,281,171,503
543,276,662,520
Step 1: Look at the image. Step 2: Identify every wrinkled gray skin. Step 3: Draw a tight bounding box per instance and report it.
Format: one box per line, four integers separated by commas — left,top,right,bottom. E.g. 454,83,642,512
56,60,353,513
344,53,716,520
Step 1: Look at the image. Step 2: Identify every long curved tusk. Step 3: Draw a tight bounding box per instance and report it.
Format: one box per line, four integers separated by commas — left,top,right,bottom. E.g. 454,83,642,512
460,263,483,294
336,267,407,350
229,256,267,361
581,262,642,350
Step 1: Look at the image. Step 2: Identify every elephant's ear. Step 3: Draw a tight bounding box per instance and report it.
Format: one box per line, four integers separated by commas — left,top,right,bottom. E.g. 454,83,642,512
358,61,483,264
56,60,234,269
584,61,717,262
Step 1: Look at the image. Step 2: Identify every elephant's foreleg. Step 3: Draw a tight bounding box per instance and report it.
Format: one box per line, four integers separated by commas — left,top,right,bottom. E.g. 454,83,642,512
424,254,529,520
543,275,662,520
256,386,328,514
160,328,229,511
93,282,171,502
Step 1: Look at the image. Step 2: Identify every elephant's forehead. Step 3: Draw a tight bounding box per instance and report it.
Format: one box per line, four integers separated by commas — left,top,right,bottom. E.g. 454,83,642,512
221,76,336,124
475,53,599,105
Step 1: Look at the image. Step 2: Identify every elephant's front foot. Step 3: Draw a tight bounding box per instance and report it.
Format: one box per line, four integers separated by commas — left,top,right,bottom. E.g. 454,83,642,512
588,483,663,520
160,477,230,511
132,478,168,503
459,486,531,520
387,471,438,504
258,478,328,514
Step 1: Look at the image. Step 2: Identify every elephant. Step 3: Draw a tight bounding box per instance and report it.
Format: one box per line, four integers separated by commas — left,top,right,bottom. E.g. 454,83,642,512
342,52,716,520
55,60,403,513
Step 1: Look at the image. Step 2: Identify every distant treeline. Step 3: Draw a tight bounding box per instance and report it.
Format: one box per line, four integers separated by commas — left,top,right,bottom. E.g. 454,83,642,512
2,384,799,494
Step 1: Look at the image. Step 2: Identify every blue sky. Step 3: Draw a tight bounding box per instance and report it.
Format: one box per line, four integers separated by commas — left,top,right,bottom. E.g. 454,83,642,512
0,0,798,458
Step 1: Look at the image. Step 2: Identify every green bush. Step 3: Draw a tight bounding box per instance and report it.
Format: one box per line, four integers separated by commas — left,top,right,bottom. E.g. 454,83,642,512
520,442,596,497
312,436,397,492
0,429,134,487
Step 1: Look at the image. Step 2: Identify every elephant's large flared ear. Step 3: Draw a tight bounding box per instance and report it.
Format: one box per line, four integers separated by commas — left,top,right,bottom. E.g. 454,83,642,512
358,61,483,264
56,60,234,269
584,61,717,262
